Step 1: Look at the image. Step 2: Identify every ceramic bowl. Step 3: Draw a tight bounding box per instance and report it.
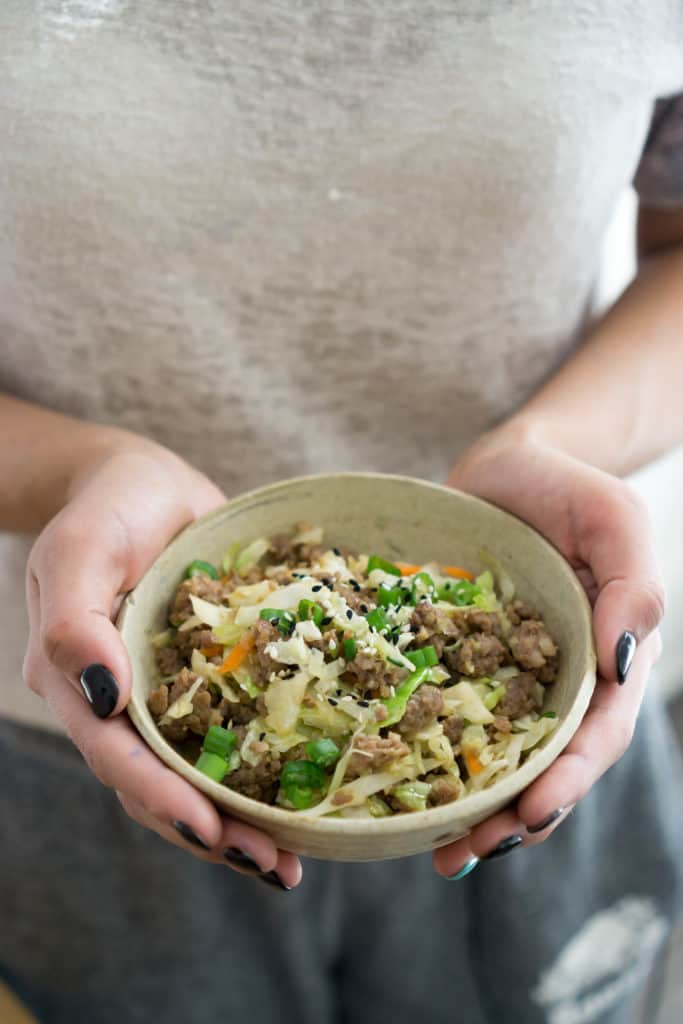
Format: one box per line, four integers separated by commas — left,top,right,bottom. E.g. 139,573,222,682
119,472,596,861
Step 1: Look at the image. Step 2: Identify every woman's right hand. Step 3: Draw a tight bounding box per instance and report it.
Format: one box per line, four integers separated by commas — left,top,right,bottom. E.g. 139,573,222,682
22,441,302,889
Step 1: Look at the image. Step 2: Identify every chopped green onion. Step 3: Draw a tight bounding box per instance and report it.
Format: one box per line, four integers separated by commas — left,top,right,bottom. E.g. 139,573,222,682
280,760,326,809
377,584,407,608
366,607,388,632
410,571,436,603
343,638,357,661
405,645,439,669
484,683,507,710
541,710,557,719
259,608,296,636
305,738,341,768
366,555,401,577
298,599,325,627
203,725,237,758
437,579,480,606
184,559,219,580
195,751,229,783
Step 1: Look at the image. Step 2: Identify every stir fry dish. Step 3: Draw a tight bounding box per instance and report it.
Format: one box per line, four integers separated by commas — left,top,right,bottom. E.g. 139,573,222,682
147,526,560,817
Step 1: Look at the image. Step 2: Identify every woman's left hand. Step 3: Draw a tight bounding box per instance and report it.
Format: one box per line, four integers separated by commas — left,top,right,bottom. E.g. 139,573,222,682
433,423,665,878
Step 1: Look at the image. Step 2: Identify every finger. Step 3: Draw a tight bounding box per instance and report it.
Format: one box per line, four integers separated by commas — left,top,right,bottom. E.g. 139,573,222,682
516,632,657,827
35,660,286,867
582,483,665,681
28,460,208,716
116,793,302,887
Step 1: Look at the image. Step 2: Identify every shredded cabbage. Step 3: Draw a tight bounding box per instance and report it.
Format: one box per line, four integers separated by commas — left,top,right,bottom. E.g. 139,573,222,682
235,537,270,575
191,649,239,700
264,669,312,735
442,681,495,724
479,548,516,605
159,676,204,724
189,594,234,629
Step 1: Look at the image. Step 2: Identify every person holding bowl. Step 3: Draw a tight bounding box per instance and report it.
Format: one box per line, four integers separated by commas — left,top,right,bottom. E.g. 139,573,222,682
1,3,683,1022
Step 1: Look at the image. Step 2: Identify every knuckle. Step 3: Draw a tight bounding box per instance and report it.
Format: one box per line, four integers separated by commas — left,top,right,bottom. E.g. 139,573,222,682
22,652,43,696
634,579,667,634
41,616,75,668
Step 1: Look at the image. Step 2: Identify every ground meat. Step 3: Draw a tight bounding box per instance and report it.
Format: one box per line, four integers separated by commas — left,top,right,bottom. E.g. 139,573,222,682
442,714,464,749
465,609,505,638
228,752,283,803
269,533,324,565
535,654,559,684
154,669,223,741
336,583,376,615
219,697,259,727
492,715,513,734
427,776,460,807
155,645,184,677
148,683,169,716
173,627,216,661
346,732,410,777
448,632,506,677
495,672,540,719
409,602,464,657
508,620,558,675
309,628,341,658
343,651,404,697
249,618,283,686
168,575,234,626
505,600,540,626
396,685,444,739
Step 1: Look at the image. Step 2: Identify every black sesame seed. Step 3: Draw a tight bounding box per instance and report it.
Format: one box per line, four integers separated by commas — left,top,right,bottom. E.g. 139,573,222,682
336,689,342,696
359,603,368,613
312,584,323,592
321,616,333,626
350,580,361,591
358,700,370,707
328,698,338,706
322,577,332,586
333,547,341,556
259,732,266,741
346,609,353,620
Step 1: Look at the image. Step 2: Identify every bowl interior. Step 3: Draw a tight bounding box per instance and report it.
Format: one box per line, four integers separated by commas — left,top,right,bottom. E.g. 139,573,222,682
119,472,596,860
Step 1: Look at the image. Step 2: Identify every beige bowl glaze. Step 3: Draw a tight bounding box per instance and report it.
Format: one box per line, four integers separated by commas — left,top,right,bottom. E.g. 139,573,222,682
120,473,596,862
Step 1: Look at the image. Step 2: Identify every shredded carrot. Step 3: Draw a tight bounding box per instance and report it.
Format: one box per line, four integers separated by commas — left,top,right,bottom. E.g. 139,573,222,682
464,750,484,777
442,565,474,581
396,562,422,576
218,632,255,674
199,644,223,659
220,574,231,584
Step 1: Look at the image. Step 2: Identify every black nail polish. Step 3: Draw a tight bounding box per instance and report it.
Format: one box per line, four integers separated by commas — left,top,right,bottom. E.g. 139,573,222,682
257,870,292,892
79,664,119,718
223,847,261,874
173,821,211,850
483,835,523,860
616,631,637,684
527,808,564,834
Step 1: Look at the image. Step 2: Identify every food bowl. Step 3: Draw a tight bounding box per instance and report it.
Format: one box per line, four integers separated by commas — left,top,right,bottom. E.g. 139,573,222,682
119,472,596,861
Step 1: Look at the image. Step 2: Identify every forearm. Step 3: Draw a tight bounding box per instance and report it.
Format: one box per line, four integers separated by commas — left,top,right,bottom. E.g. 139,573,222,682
0,393,167,532
502,242,683,476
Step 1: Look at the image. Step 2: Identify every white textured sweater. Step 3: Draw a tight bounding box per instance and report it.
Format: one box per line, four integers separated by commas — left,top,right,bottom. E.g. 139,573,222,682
1,1,682,731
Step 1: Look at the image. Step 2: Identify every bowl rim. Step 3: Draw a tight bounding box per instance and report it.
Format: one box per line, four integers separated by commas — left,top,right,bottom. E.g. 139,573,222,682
122,470,597,837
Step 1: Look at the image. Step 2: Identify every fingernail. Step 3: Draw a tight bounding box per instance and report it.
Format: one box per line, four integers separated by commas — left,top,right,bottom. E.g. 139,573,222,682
257,870,293,892
446,857,479,881
80,663,119,718
527,808,564,834
223,847,261,874
616,631,637,684
174,821,211,851
483,835,523,860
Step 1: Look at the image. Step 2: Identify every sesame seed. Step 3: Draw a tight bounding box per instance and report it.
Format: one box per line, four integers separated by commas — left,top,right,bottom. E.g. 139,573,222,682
321,616,333,626
312,584,323,592
328,698,338,706
346,609,353,620
333,547,341,556
259,732,266,741
336,689,342,696
360,603,368,613
358,700,370,707
350,580,361,591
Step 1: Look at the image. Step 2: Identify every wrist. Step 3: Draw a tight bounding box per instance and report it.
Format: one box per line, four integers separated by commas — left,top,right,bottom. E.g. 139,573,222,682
65,428,183,503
